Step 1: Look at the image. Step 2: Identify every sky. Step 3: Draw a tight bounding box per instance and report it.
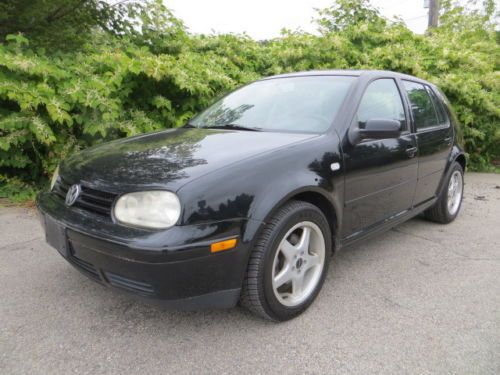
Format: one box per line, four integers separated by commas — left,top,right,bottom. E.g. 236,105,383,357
164,0,430,39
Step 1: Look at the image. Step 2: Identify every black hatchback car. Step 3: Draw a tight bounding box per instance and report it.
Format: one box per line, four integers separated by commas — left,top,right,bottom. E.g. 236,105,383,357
37,70,466,321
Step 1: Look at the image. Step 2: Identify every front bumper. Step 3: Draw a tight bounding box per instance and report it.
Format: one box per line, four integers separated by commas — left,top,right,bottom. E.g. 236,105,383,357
37,192,259,309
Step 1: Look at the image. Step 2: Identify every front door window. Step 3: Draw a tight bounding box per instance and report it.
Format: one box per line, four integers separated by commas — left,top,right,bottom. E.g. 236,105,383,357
357,79,407,131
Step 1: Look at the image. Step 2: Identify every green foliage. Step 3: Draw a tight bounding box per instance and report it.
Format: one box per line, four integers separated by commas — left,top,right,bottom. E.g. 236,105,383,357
0,0,499,201
0,175,38,202
0,0,136,51
315,0,386,33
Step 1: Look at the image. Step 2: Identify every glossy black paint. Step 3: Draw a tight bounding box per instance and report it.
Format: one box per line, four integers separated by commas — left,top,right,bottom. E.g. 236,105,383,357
37,70,465,308
60,128,316,192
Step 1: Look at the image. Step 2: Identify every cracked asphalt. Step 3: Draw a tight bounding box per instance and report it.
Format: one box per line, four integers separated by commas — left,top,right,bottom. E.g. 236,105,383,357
1,172,499,375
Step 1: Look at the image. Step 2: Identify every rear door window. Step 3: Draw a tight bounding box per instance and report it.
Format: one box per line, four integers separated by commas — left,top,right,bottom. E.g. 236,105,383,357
403,81,445,131
426,87,449,125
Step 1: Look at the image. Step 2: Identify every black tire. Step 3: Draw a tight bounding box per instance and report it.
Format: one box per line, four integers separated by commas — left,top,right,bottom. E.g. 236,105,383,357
240,200,332,321
424,161,464,224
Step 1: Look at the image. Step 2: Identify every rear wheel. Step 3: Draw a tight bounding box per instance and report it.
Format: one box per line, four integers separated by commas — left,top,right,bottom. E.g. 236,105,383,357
424,162,464,224
240,200,331,321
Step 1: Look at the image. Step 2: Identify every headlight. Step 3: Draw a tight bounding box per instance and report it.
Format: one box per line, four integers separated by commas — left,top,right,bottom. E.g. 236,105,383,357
50,165,59,191
113,191,181,229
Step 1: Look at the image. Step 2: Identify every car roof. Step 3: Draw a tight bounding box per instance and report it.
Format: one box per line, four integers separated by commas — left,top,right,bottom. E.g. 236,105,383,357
261,70,430,85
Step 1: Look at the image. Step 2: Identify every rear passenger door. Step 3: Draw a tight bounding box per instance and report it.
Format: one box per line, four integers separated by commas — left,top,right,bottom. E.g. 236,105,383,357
402,81,453,206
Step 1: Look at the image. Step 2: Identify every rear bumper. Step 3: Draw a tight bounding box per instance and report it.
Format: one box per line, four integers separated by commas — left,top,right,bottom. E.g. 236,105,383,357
37,192,260,309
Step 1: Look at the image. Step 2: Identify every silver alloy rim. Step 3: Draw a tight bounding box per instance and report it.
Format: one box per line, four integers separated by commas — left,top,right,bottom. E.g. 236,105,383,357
447,170,463,216
272,221,326,307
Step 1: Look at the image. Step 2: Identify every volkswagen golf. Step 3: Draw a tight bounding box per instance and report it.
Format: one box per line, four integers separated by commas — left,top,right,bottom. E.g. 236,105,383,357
37,70,466,321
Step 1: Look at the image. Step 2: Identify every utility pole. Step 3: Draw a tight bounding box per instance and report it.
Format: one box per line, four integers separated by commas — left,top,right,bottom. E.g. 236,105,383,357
428,0,439,29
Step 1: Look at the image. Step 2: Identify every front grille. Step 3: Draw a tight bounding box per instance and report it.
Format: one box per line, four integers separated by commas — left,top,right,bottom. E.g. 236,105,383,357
53,178,116,216
105,271,155,295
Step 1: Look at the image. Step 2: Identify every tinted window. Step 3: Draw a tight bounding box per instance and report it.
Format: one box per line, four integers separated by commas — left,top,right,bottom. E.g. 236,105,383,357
191,76,356,133
427,87,448,125
357,79,406,130
403,81,441,130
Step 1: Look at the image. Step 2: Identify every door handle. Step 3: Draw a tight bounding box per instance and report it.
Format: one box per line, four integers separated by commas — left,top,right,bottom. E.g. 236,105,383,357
444,137,452,145
406,146,418,158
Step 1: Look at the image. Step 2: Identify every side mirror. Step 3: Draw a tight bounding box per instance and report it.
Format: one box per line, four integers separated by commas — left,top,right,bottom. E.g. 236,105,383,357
349,118,402,144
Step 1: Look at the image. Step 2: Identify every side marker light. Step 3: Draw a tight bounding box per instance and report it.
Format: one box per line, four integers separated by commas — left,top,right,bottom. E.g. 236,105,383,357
210,238,238,253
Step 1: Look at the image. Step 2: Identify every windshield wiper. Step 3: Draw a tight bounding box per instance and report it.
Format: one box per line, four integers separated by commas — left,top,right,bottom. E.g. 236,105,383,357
183,122,198,128
205,124,262,132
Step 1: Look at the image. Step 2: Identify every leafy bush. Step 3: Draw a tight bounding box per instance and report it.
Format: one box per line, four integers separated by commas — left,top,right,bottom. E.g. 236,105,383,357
0,0,498,201
0,0,136,51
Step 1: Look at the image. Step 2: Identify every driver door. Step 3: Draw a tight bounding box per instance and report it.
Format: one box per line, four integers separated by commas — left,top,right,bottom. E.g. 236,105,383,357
342,78,418,238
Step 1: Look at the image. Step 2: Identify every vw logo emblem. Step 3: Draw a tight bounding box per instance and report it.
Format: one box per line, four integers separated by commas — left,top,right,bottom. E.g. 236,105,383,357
65,184,81,206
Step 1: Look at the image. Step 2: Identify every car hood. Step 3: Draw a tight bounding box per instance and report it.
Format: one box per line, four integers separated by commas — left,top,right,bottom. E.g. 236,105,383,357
60,128,317,192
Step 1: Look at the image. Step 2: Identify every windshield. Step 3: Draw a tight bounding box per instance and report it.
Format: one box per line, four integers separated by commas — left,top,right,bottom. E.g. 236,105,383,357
190,76,356,133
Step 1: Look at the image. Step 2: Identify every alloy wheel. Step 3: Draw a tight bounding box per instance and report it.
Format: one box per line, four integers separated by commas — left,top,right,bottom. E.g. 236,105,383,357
447,170,463,216
271,221,326,307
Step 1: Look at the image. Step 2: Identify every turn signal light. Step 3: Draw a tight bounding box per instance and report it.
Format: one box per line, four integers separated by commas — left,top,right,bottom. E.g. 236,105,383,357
210,238,237,253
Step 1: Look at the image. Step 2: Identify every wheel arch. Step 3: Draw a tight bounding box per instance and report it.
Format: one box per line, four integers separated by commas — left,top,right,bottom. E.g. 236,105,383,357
244,186,341,254
291,191,338,251
436,146,466,198
455,153,466,172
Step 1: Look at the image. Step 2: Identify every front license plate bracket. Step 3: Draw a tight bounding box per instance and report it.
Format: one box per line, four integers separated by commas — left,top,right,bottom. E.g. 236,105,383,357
45,215,68,257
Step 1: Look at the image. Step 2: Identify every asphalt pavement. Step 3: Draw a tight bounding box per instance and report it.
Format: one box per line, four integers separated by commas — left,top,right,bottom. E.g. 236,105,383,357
0,172,499,374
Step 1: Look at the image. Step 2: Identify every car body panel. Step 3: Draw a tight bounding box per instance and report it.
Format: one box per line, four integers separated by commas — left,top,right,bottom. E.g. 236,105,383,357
60,127,318,193
342,134,419,238
176,133,345,248
412,126,454,205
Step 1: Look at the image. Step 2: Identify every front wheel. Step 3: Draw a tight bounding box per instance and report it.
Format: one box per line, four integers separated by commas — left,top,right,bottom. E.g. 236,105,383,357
240,200,331,321
424,161,464,224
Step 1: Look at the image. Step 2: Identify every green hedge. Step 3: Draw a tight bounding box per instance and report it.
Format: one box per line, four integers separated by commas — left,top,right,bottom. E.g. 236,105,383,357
0,0,498,201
